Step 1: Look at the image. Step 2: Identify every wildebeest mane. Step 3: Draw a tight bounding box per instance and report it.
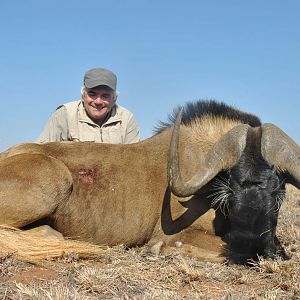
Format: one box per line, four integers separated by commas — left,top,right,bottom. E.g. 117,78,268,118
154,100,261,134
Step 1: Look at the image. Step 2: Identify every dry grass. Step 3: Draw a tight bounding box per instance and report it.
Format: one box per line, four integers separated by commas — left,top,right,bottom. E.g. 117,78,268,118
0,185,299,299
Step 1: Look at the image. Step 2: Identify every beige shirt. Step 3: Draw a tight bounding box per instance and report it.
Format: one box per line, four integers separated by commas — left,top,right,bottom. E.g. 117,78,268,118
37,100,140,144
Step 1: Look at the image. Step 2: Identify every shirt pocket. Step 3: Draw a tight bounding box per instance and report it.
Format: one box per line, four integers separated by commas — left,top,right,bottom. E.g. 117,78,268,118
79,132,96,142
103,124,123,144
69,132,95,142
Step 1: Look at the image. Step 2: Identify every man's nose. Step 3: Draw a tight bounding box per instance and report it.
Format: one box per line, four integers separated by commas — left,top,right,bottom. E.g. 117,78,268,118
94,96,104,104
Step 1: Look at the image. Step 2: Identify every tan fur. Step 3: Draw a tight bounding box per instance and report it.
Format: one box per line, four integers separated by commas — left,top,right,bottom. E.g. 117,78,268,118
178,117,243,180
187,116,242,153
0,225,106,263
0,120,236,262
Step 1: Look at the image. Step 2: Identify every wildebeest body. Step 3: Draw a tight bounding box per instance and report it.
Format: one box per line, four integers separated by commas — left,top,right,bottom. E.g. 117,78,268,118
1,140,169,245
0,100,299,264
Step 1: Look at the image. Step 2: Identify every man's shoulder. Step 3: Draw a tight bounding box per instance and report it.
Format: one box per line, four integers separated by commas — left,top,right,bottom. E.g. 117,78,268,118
49,100,82,122
58,100,81,111
115,104,134,117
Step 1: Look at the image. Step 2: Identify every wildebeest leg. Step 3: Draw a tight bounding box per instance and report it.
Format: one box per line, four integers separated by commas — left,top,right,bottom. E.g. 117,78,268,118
26,225,64,240
162,244,224,263
146,238,224,262
0,153,73,228
163,229,225,262
147,228,225,262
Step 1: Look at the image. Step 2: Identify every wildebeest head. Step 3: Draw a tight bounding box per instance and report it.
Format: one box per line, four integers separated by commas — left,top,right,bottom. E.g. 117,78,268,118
167,102,300,264
218,129,287,264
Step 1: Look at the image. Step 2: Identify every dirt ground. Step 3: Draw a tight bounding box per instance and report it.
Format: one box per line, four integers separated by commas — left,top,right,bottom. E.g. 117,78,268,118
0,186,299,300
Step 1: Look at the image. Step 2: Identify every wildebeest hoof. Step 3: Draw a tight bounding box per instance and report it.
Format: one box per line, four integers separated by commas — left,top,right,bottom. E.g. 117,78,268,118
149,240,165,255
175,241,183,248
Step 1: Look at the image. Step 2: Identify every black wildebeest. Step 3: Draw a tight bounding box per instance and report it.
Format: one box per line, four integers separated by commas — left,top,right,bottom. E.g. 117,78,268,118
0,100,299,264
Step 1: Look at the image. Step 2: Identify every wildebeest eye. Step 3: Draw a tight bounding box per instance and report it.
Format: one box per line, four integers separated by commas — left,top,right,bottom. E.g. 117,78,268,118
240,180,266,189
271,176,285,193
257,182,267,189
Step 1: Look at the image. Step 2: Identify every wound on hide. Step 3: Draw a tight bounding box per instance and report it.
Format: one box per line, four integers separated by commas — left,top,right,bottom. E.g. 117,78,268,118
78,168,97,184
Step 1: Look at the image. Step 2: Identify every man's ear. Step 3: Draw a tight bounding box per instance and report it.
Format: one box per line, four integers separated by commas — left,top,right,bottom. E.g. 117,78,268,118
115,90,120,100
80,86,85,98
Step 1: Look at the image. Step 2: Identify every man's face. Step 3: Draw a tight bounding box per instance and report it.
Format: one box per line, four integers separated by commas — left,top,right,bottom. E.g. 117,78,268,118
82,86,116,125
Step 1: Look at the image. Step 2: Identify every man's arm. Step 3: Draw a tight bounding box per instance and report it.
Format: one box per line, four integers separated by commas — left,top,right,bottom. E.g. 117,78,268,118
124,113,140,144
36,107,69,143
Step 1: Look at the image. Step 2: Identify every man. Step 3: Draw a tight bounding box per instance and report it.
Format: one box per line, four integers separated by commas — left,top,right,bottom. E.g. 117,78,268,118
37,68,140,144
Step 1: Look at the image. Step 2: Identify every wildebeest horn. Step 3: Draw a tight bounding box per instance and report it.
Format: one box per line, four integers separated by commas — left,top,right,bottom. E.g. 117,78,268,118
168,109,250,198
261,123,300,187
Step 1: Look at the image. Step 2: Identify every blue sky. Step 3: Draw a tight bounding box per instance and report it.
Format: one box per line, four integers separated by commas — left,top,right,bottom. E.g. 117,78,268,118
0,1,299,151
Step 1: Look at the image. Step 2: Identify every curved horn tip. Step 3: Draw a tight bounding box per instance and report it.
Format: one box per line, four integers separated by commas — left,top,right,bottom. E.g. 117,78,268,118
175,108,184,125
261,122,300,186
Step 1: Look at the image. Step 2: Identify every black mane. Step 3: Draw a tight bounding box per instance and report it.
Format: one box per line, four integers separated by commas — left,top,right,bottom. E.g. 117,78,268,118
154,100,261,134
